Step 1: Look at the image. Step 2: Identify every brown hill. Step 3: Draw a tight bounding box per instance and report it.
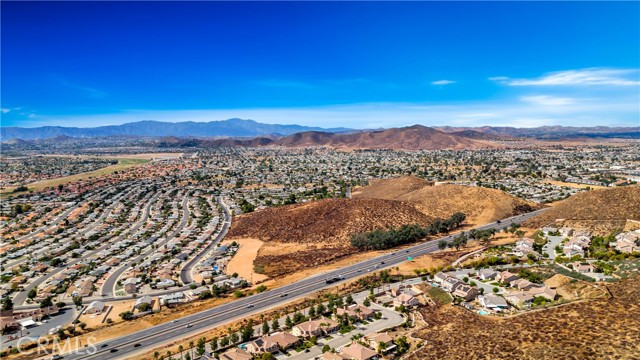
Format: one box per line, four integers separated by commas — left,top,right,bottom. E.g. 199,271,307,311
524,186,640,233
351,176,435,200
229,197,434,245
228,197,435,277
354,176,539,225
271,125,491,150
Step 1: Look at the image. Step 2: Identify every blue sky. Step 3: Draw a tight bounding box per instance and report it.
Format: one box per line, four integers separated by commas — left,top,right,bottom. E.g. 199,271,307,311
1,1,639,129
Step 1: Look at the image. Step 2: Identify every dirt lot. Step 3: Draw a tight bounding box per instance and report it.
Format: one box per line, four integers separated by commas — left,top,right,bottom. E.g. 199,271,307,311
408,275,640,360
225,237,268,282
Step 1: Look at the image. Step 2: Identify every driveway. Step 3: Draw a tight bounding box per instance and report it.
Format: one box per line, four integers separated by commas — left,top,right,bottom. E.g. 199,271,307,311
543,235,564,260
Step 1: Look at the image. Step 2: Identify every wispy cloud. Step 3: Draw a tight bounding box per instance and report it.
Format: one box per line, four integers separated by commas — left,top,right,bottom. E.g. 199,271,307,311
431,80,456,85
520,95,576,106
53,75,108,98
491,68,640,86
1,108,10,114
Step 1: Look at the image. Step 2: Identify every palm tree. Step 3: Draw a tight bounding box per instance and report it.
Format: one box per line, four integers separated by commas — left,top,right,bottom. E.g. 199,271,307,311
188,341,194,359
153,351,160,360
178,345,184,360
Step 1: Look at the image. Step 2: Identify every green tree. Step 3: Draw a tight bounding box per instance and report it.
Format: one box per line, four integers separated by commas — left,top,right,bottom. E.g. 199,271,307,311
1,296,14,311
271,317,280,331
27,289,37,300
262,320,270,335
196,337,206,357
230,332,239,344
40,296,53,308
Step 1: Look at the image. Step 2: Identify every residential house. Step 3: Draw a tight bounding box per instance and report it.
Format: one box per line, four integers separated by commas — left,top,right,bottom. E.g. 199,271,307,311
85,301,105,314
527,285,557,301
510,279,537,291
478,294,509,311
261,331,300,351
496,271,519,284
291,320,323,338
572,262,595,273
441,277,464,292
477,269,497,281
364,332,396,353
393,293,420,308
452,284,479,301
245,337,279,354
124,283,137,294
340,342,379,360
514,238,536,256
219,348,253,360
159,292,184,305
134,295,153,310
504,292,534,309
336,305,375,321
433,272,451,284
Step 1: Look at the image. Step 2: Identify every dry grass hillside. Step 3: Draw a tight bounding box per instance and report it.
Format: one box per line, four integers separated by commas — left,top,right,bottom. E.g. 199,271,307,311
408,275,640,360
524,186,640,233
351,176,434,200
229,198,433,245
354,176,539,225
228,198,434,277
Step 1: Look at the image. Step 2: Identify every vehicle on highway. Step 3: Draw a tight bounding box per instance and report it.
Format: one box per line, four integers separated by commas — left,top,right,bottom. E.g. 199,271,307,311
186,324,193,328
380,261,385,264
133,343,141,348
100,344,108,348
247,304,254,308
280,293,288,297
51,355,63,360
171,320,178,323
110,349,118,353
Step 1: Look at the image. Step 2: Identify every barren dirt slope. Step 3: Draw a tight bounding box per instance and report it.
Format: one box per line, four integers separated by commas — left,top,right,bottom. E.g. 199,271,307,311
351,176,434,200
354,176,538,225
524,186,640,231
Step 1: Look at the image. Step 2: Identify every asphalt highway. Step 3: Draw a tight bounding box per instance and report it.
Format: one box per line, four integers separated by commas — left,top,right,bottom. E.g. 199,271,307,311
62,208,547,360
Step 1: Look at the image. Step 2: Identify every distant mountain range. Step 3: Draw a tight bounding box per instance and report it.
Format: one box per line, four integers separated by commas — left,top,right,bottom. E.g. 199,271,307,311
1,119,637,144
155,125,493,150
0,119,352,141
435,125,640,139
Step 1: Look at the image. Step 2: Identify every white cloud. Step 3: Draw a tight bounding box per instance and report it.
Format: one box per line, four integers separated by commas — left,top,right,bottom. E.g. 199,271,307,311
520,95,576,106
491,68,640,86
1,108,10,114
431,80,456,85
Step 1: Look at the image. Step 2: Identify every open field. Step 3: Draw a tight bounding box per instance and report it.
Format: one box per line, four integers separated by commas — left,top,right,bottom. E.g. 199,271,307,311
544,180,607,189
1,158,150,197
408,275,640,360
224,237,268,282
